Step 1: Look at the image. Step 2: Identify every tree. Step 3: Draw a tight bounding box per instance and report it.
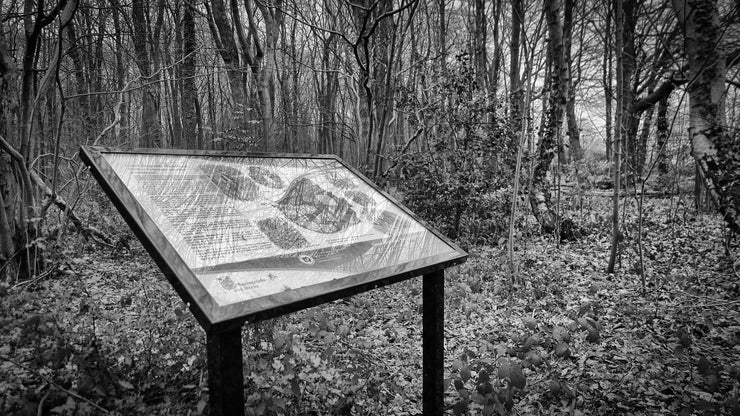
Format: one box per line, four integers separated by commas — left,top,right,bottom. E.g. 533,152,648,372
607,0,625,273
529,0,569,235
562,0,582,162
471,0,487,90
671,0,740,233
1,0,79,279
181,0,201,149
510,0,524,132
131,0,163,147
247,0,285,151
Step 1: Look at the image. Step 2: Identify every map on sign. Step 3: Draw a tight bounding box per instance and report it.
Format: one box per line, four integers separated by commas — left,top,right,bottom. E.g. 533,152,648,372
101,152,459,306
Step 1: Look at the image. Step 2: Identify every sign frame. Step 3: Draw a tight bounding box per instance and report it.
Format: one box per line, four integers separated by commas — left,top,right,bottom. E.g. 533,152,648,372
80,146,468,415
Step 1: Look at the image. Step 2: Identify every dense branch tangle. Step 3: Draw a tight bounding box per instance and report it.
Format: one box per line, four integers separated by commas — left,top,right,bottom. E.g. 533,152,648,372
2,0,740,282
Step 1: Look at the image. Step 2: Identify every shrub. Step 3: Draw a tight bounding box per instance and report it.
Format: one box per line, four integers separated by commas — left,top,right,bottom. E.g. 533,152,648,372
388,54,517,246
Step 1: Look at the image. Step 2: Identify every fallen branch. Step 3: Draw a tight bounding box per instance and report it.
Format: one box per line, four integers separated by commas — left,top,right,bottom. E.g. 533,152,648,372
29,169,112,245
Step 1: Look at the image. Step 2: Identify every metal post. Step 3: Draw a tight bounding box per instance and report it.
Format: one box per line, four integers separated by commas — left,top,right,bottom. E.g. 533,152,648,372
423,270,444,416
207,326,245,416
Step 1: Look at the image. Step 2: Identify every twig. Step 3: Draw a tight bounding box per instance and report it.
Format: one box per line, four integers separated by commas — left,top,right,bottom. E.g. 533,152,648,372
693,299,740,308
674,288,740,308
0,355,110,414
37,387,50,416
12,267,54,289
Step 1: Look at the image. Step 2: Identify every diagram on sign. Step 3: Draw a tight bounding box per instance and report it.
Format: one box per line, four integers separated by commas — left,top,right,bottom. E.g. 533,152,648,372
104,154,455,306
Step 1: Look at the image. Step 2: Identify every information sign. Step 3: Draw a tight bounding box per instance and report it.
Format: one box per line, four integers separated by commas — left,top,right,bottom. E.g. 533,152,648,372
80,147,467,328
81,147,467,416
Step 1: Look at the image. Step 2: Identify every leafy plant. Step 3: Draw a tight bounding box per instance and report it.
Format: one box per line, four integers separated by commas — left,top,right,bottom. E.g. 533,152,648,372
388,54,517,246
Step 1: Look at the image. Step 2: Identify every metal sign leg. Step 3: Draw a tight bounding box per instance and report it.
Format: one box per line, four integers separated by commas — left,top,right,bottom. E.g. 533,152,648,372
423,270,444,416
207,326,245,416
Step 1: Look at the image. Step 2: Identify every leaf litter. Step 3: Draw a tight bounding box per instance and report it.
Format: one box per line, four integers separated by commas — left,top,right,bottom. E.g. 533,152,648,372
0,197,739,415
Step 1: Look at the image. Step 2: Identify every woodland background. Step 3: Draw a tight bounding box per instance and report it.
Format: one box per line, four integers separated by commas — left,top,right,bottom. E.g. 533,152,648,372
1,0,740,415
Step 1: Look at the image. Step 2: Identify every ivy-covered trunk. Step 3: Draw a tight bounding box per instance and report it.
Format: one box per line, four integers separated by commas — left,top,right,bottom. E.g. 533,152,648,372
672,0,740,234
529,0,567,234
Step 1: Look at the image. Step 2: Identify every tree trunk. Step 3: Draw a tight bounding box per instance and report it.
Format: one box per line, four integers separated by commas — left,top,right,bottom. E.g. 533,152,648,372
209,0,247,113
672,0,740,233
110,0,129,144
604,5,613,162
318,33,339,154
438,0,447,73
372,0,398,178
0,154,13,264
655,96,669,175
637,103,654,178
472,0,487,90
530,0,568,234
490,0,502,95
621,0,637,184
563,0,582,162
243,0,283,151
132,0,160,147
608,0,625,273
181,0,200,149
510,0,523,132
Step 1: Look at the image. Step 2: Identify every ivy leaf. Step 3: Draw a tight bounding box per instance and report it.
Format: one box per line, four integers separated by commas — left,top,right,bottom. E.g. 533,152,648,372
497,359,512,379
460,365,472,382
586,328,600,343
291,378,301,397
452,399,469,415
510,363,526,390
553,326,570,343
523,317,537,330
697,356,711,376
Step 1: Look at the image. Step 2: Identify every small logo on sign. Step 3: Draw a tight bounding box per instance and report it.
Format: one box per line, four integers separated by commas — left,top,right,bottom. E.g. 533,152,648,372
218,276,236,290
298,255,315,265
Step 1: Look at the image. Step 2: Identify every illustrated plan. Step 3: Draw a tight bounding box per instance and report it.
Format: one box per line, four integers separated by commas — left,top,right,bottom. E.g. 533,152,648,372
105,153,458,306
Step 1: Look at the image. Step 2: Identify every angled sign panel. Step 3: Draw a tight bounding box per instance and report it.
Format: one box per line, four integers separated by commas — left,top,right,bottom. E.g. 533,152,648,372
81,147,467,329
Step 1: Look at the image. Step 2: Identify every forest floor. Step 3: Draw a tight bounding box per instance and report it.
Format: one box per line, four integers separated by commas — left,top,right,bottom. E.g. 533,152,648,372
1,193,739,416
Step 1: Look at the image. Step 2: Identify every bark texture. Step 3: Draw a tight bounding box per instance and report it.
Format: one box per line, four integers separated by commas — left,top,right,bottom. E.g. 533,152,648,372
530,0,567,234
672,0,740,233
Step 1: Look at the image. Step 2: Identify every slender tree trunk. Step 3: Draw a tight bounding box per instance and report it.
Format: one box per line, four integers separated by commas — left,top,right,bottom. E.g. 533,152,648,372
655,96,669,176
563,0,582,162
637,104,654,178
0,153,13,264
604,5,613,162
608,0,624,273
372,0,397,178
110,0,128,143
243,0,283,151
510,0,523,131
438,0,446,73
0,15,14,270
64,22,91,140
472,0,487,90
318,33,338,154
181,0,200,149
132,0,159,147
209,0,248,117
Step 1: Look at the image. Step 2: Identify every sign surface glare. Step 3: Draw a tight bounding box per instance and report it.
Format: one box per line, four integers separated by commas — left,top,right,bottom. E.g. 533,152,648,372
82,147,466,327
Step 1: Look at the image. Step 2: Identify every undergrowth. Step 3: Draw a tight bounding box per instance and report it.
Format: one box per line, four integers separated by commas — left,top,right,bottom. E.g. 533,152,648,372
1,191,739,415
